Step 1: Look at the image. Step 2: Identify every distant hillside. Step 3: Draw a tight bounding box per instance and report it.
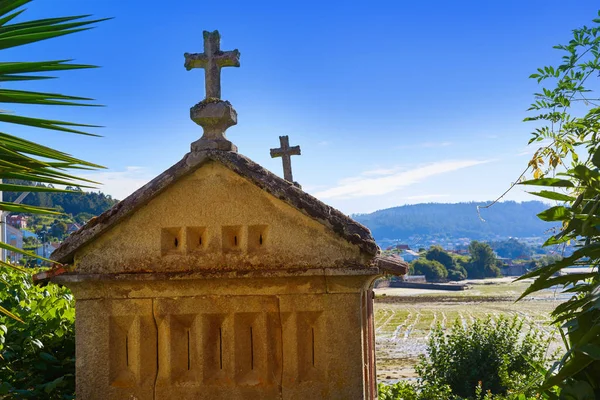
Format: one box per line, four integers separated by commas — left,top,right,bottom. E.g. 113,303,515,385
353,201,555,241
3,180,118,218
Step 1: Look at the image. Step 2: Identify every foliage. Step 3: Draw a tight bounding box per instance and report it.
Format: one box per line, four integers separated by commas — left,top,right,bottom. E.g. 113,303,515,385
353,201,555,241
411,258,448,282
408,243,500,281
0,0,107,267
467,241,501,279
448,268,467,281
526,254,562,271
416,315,550,399
0,268,75,398
377,381,541,400
50,221,67,238
4,180,118,217
378,381,453,400
426,245,468,281
426,245,455,269
378,381,419,400
491,238,533,259
517,9,600,397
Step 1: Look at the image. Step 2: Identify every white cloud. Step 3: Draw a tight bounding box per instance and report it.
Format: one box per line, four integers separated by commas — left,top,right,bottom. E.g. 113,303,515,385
314,159,491,200
80,166,154,200
359,167,399,177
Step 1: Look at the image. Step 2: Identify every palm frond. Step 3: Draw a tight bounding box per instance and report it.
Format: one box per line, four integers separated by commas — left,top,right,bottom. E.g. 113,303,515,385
0,0,108,317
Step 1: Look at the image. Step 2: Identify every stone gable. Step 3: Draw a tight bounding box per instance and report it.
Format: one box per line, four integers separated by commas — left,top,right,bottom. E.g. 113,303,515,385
73,160,370,274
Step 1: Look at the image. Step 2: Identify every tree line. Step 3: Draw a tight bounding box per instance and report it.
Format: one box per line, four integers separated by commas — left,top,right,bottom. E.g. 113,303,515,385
3,180,118,220
404,242,502,282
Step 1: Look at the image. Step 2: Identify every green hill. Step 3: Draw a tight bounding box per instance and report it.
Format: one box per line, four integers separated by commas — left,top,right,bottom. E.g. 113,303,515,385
3,180,118,220
352,201,554,241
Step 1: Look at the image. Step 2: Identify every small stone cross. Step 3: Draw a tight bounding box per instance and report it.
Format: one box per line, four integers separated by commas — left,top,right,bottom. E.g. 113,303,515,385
270,136,301,184
184,30,240,99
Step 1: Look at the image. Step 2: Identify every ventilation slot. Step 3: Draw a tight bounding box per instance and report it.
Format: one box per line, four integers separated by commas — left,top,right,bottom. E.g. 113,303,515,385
248,225,269,252
187,329,191,371
311,327,315,367
222,226,243,252
161,227,182,255
219,327,223,370
202,314,226,383
186,227,207,253
250,326,254,370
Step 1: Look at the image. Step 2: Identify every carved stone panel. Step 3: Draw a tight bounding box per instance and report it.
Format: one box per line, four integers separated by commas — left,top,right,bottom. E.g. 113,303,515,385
75,299,157,400
154,296,283,399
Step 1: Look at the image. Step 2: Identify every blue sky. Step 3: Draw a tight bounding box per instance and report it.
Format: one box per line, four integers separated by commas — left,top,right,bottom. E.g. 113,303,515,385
7,0,600,214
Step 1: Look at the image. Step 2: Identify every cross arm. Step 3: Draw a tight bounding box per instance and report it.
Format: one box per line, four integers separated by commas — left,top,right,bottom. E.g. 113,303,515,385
270,145,301,158
215,50,241,68
184,52,208,70
288,145,301,156
270,149,284,158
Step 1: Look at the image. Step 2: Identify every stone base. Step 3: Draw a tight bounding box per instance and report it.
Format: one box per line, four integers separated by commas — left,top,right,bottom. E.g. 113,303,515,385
191,137,238,152
190,99,237,126
68,273,379,400
190,99,238,152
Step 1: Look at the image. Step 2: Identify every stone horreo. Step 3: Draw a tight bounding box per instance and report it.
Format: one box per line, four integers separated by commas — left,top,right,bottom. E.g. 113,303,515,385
35,30,407,400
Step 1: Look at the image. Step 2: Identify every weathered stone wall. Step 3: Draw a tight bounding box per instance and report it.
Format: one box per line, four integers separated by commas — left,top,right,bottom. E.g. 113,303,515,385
66,273,377,399
74,162,369,274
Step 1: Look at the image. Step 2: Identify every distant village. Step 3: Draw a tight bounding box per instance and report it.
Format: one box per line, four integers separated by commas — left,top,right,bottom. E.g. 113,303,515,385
381,235,568,280
3,214,82,265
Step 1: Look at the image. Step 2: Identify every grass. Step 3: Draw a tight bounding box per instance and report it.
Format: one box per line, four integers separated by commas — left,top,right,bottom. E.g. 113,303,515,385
374,278,563,382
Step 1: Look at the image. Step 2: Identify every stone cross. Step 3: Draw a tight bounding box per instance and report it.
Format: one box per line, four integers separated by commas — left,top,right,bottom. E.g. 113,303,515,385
270,136,301,183
184,30,240,99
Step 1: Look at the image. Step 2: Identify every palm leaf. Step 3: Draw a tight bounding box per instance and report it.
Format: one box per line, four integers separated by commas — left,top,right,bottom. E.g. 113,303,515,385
0,132,104,167
0,59,97,75
0,304,23,323
0,113,102,135
0,201,60,214
0,8,24,27
0,183,76,193
0,0,30,19
0,259,26,272
0,241,53,263
0,88,97,106
0,27,94,50
0,17,108,38
0,0,109,320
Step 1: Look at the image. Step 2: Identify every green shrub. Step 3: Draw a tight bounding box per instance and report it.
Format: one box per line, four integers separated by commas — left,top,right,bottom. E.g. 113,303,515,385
0,269,76,399
416,315,549,399
447,268,467,281
411,259,448,282
378,381,454,400
377,380,541,400
378,381,419,400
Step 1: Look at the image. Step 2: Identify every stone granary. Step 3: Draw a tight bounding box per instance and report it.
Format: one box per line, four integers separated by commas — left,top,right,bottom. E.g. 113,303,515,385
35,30,407,400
